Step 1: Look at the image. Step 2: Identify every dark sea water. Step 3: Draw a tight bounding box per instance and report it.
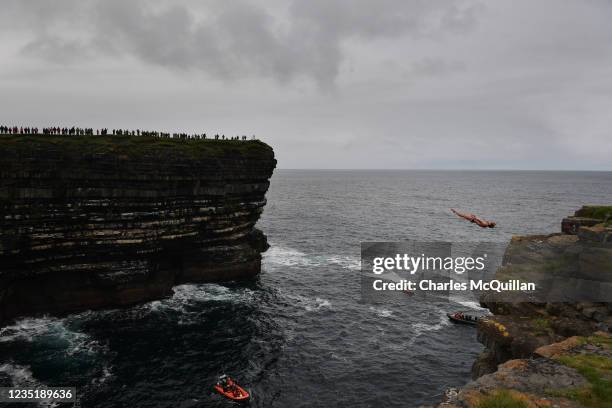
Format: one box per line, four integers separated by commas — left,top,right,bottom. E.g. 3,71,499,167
1,170,611,408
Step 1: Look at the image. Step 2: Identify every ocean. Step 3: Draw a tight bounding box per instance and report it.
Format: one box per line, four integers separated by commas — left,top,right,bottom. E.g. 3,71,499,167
1,170,611,407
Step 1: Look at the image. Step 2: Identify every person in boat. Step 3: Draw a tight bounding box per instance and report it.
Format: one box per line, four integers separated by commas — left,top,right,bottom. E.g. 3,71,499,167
220,376,241,396
219,375,231,391
451,209,496,228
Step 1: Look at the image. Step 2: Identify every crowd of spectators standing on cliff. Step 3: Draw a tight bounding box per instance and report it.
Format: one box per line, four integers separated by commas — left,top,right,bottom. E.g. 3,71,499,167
0,125,255,141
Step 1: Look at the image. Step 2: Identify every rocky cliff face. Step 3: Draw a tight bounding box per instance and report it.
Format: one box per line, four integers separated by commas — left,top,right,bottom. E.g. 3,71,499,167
473,207,612,379
440,333,612,408
435,206,612,408
0,134,276,325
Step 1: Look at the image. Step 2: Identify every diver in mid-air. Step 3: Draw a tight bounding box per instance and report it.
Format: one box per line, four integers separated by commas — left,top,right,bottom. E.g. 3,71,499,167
451,208,496,228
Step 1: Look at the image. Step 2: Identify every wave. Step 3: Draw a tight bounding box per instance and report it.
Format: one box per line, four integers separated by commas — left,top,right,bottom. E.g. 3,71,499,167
369,306,393,318
0,363,38,387
0,316,102,357
144,283,256,315
0,363,59,407
264,245,361,270
308,297,332,312
173,283,255,303
0,316,63,344
450,297,486,311
282,292,333,313
100,283,261,327
326,255,361,271
264,246,312,267
406,310,450,346
1,318,117,403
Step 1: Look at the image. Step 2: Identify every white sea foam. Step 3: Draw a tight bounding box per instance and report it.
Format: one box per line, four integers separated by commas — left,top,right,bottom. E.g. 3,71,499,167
264,246,312,267
283,293,332,313
0,363,38,387
326,255,361,271
264,245,360,270
136,284,259,325
451,298,485,311
406,310,450,346
0,316,60,343
308,297,332,311
172,284,254,303
0,316,104,358
0,363,59,407
369,306,393,318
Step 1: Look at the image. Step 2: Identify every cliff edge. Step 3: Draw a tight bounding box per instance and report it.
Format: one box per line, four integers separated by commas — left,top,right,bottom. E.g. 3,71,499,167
435,206,612,408
0,134,276,325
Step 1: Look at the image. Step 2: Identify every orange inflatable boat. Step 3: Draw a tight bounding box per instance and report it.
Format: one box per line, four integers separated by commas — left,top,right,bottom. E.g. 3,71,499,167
214,376,250,401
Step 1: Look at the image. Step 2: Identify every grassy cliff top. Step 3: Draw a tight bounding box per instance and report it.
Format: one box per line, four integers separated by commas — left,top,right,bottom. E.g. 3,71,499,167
575,206,612,220
0,134,275,161
461,334,612,408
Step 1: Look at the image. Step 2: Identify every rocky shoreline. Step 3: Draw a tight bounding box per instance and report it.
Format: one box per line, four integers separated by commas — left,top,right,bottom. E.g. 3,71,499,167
436,206,612,408
0,134,276,326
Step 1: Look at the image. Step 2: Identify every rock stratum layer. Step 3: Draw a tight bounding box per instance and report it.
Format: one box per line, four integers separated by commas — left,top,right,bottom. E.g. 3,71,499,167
436,206,612,408
0,134,276,325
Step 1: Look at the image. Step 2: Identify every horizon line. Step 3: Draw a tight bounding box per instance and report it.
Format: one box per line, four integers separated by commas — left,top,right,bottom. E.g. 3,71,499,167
276,168,612,172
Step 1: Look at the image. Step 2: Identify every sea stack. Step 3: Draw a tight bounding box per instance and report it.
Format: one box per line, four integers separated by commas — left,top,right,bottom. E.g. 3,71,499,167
0,134,276,325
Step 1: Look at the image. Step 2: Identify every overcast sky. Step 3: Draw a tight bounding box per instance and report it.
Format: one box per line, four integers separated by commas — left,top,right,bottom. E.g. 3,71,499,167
1,0,611,170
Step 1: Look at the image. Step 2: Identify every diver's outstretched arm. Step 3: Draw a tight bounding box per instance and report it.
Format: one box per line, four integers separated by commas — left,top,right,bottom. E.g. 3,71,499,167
452,209,496,228
451,208,475,221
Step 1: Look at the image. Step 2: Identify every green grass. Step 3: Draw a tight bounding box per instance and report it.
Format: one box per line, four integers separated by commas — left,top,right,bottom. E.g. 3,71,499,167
555,354,612,407
0,134,275,160
531,317,551,336
546,335,612,407
580,335,612,349
576,206,612,221
475,390,530,408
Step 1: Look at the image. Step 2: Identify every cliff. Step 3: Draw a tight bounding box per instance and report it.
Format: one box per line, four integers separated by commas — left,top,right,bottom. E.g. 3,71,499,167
440,333,612,408
0,134,276,325
435,206,612,408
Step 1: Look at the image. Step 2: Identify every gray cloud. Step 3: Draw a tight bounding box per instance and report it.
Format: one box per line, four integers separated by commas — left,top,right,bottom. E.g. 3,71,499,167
3,0,482,86
1,0,612,170
409,57,466,77
21,37,89,62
